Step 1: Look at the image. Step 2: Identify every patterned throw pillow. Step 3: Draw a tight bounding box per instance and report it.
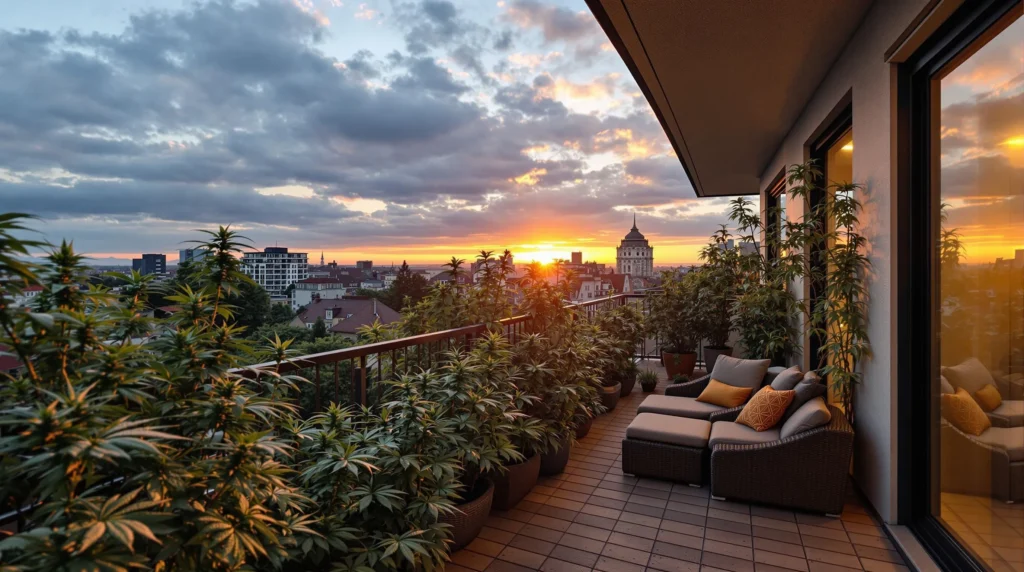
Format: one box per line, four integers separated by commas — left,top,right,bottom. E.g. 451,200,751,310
942,388,991,436
696,379,754,408
736,387,795,432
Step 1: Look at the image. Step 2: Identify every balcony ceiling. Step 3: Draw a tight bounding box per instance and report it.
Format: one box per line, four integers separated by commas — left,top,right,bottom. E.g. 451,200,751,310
587,0,873,197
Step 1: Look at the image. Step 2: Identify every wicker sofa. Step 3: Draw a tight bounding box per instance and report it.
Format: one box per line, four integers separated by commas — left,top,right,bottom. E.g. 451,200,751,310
710,404,854,515
624,366,855,515
656,367,784,422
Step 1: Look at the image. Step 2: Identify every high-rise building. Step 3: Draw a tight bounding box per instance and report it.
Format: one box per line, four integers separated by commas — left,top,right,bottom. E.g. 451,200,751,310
241,247,308,297
132,253,167,276
356,260,373,271
178,248,208,265
615,215,654,277
571,251,583,265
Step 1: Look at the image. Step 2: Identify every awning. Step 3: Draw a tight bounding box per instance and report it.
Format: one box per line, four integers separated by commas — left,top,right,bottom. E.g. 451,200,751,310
587,0,873,197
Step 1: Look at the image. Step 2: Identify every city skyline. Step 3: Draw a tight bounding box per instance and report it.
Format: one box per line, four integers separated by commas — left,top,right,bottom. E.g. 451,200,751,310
1,0,738,267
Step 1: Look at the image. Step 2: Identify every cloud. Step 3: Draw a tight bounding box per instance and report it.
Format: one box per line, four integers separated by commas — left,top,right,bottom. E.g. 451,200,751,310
503,0,599,43
0,0,720,261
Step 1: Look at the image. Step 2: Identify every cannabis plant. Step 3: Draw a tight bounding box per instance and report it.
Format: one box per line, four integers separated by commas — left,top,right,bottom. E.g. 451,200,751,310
0,220,329,570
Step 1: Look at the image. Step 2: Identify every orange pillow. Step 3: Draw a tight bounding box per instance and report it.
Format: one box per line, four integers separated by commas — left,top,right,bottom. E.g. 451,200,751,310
697,379,754,408
942,388,992,436
974,384,1002,412
736,387,795,431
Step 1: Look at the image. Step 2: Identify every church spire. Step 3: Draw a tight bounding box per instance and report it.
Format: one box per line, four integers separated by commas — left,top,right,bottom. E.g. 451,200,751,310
320,251,324,265
631,212,637,231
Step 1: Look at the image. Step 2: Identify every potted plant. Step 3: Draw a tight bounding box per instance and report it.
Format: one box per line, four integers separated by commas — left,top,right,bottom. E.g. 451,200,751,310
697,227,740,370
620,359,640,397
472,332,551,511
425,350,521,549
639,369,660,392
649,270,702,377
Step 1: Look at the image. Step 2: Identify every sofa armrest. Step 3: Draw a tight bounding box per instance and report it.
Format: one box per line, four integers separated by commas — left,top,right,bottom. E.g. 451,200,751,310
710,405,853,514
665,374,710,397
708,405,744,423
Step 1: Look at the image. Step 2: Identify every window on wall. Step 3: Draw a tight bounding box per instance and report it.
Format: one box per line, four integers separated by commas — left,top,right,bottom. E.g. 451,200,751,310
809,110,852,374
934,10,1023,570
764,172,787,261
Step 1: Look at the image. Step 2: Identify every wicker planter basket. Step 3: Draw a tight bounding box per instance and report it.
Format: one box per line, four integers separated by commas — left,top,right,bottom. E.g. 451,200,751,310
576,417,593,439
439,480,494,550
663,351,697,378
492,454,540,510
540,436,571,475
600,383,622,412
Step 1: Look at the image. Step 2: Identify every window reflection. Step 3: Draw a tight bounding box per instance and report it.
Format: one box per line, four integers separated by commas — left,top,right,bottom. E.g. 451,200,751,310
937,13,1023,571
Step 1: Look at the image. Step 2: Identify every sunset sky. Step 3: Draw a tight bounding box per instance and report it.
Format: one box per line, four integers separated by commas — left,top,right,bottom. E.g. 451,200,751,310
940,15,1023,265
0,0,737,266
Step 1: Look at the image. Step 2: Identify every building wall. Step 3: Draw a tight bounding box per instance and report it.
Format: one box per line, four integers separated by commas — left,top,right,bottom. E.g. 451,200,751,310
757,0,930,523
293,287,348,310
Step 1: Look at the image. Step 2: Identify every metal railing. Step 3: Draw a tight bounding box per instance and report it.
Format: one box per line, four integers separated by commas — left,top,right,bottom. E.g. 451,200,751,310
238,292,659,410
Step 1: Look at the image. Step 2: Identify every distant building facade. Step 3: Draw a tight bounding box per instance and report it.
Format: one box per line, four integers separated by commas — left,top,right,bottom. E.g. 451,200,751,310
241,247,308,298
293,278,349,310
571,251,583,265
616,216,654,277
132,254,167,276
178,248,208,265
356,260,373,271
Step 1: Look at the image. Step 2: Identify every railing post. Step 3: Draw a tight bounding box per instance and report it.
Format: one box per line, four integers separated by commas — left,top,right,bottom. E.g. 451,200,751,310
314,365,322,412
352,356,368,406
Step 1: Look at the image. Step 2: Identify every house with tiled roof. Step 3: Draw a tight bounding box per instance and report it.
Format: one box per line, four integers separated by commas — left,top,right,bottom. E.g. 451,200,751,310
290,296,401,341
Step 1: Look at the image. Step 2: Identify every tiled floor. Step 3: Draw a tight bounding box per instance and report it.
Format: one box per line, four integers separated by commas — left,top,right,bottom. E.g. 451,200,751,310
450,361,909,572
942,492,1024,571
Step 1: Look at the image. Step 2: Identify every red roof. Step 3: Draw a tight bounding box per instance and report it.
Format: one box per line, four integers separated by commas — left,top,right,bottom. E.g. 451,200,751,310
298,277,346,284
23,285,44,292
0,345,22,372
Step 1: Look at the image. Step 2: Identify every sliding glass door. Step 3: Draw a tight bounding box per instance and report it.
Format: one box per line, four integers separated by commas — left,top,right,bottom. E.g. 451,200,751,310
901,1,1023,569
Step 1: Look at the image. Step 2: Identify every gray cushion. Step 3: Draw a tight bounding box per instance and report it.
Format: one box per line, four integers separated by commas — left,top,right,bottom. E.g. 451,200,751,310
974,427,1024,462
988,401,1024,427
710,355,771,389
709,422,780,448
627,413,712,448
940,375,955,395
942,358,996,396
638,395,724,420
782,372,828,421
779,397,832,439
770,366,804,391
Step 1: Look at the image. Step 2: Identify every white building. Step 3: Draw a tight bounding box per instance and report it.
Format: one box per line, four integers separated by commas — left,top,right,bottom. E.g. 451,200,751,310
241,247,308,298
292,278,349,310
615,215,654,277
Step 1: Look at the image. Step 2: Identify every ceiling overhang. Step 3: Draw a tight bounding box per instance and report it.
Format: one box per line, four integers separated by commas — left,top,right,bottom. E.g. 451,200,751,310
587,0,874,197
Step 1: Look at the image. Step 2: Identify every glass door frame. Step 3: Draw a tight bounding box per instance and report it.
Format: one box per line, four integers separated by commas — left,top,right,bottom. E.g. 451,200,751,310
896,0,1022,569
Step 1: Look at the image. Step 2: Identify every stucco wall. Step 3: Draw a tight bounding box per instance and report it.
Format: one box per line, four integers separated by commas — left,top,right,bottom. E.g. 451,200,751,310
758,0,930,524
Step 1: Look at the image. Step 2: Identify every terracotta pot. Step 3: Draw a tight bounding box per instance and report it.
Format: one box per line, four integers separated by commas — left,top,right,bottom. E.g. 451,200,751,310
439,480,494,550
703,346,732,372
576,416,593,439
663,351,697,378
540,436,571,475
619,372,637,397
600,382,621,412
492,454,540,511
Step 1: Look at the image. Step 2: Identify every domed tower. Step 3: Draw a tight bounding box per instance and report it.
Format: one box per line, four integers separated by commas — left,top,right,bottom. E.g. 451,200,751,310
616,214,654,277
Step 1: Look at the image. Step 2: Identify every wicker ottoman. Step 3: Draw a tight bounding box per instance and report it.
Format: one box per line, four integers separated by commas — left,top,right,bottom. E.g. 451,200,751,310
622,413,711,485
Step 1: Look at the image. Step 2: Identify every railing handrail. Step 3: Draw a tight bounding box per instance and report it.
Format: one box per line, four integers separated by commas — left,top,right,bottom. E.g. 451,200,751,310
237,292,647,376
